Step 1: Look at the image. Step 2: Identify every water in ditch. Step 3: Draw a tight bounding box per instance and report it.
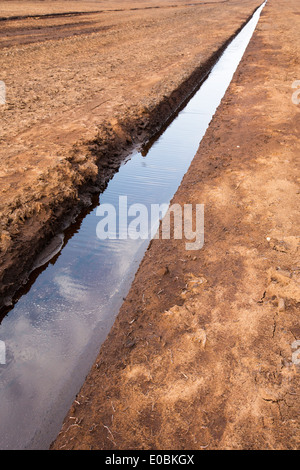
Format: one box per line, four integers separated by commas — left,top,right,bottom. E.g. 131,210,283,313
0,3,265,450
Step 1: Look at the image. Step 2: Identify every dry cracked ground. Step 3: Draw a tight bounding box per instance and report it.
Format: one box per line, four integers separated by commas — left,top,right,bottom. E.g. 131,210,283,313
0,0,299,451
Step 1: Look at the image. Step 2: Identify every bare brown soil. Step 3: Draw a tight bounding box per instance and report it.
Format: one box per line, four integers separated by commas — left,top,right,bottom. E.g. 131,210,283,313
51,0,300,450
0,0,261,308
0,0,226,19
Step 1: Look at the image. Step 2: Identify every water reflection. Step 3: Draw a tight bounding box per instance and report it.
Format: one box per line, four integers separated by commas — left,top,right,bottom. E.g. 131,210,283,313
0,3,265,450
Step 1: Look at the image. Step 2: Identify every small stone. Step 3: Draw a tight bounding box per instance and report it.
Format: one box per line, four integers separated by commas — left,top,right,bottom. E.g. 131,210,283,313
157,266,169,277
